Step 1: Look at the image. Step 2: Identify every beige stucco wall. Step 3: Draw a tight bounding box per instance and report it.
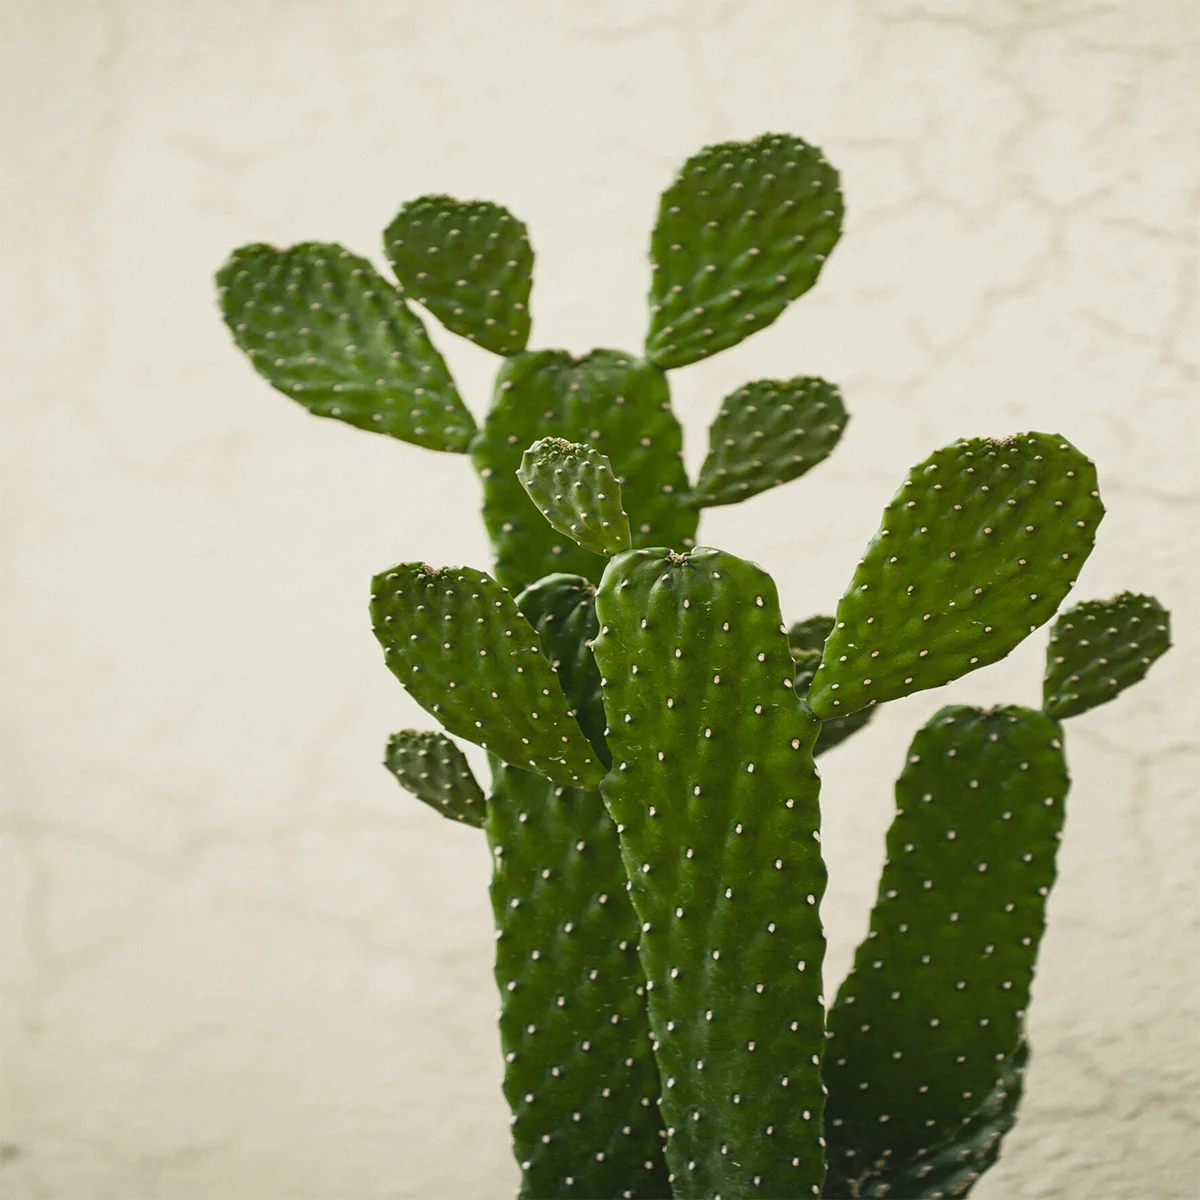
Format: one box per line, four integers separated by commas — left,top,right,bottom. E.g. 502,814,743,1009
2,2,1197,1197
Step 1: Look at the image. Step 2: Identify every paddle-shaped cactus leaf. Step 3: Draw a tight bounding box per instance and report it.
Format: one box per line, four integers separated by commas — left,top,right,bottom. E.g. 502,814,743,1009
594,547,828,1199
488,758,668,1199
695,377,847,508
515,574,608,765
809,434,1104,720
645,134,843,370
789,617,876,757
1043,592,1171,719
369,563,604,789
216,242,474,451
471,350,697,590
383,729,486,827
850,1041,1028,1200
823,706,1069,1198
384,195,533,355
518,439,632,558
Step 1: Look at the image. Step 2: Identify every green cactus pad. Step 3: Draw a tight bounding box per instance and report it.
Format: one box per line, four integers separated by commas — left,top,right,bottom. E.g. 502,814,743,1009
517,439,632,558
823,706,1068,1197
809,433,1104,720
216,242,474,451
514,574,608,765
384,195,532,356
694,377,848,508
471,350,697,590
369,563,604,790
487,762,668,1198
383,729,486,828
789,617,876,757
852,1041,1028,1200
1043,592,1171,720
645,133,843,370
593,547,828,1199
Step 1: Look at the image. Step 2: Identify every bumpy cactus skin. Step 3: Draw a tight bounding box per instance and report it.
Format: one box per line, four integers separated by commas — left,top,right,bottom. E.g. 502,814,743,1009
593,547,828,1199
217,130,1175,1200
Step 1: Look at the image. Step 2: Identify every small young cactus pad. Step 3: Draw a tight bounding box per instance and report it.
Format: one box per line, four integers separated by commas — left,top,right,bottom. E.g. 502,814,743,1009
369,563,604,789
215,242,474,451
593,547,828,1199
1043,592,1171,720
383,195,533,356
694,377,847,508
383,729,486,827
645,133,843,370
517,439,632,558
514,573,608,764
487,761,668,1199
471,349,697,590
823,706,1069,1197
809,433,1104,719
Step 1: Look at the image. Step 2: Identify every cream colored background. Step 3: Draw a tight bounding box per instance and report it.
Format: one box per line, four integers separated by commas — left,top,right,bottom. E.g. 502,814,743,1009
2,2,1197,1197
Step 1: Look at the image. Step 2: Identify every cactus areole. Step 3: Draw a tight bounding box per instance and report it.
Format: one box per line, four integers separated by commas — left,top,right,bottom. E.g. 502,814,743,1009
217,131,1171,1199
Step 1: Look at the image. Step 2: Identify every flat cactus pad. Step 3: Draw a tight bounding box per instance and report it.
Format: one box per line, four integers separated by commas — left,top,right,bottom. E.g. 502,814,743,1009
383,729,486,827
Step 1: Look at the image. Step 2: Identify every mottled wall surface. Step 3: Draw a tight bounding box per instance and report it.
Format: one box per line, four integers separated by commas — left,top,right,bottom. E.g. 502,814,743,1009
2,2,1197,1197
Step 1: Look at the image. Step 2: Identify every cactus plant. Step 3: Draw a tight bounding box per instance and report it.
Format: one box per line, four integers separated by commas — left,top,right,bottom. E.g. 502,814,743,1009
218,132,1171,1198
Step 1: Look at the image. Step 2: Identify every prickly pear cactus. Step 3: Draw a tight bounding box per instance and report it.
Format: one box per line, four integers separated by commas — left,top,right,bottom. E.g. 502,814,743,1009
218,130,1173,1200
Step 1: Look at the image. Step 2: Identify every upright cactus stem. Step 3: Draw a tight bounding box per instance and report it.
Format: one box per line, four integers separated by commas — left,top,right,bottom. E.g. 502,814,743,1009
217,129,1172,1198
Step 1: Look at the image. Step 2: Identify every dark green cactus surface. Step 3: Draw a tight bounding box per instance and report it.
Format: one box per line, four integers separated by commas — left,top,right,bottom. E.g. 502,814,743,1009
645,134,843,371
789,617,877,758
694,378,847,508
383,729,486,828
1043,592,1171,719
518,440,633,560
852,1041,1028,1200
513,573,609,765
369,563,604,790
810,434,1105,720
471,350,697,590
216,242,475,451
384,195,533,356
594,547,828,1199
487,761,668,1200
823,706,1069,1198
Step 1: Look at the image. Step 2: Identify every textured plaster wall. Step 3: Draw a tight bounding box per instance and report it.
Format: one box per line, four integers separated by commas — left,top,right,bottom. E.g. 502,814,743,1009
2,2,1197,1197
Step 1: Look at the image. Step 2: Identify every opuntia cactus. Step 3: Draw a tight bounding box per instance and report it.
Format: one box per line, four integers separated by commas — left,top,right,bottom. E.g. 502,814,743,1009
218,131,1172,1199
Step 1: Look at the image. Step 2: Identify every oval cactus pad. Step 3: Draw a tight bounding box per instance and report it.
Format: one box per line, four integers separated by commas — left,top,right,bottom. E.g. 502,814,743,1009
1043,592,1171,719
809,433,1104,719
823,706,1068,1197
369,563,604,789
695,377,848,508
518,439,632,558
216,242,474,451
384,195,532,356
383,729,486,827
645,133,843,370
594,547,828,1199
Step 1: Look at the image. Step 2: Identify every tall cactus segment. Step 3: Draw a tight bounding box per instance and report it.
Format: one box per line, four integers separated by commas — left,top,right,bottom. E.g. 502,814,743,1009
514,573,609,765
487,760,668,1200
471,350,697,590
384,196,533,356
789,617,877,757
809,434,1105,720
383,729,486,828
695,377,848,508
369,563,604,790
518,440,632,559
823,706,1069,1199
216,242,475,451
1043,592,1171,719
593,547,828,1199
645,133,843,370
